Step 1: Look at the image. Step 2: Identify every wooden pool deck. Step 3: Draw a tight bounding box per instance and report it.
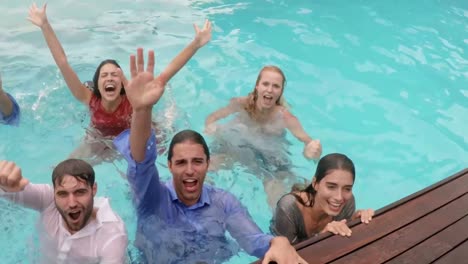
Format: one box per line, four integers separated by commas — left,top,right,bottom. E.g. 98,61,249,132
258,168,468,264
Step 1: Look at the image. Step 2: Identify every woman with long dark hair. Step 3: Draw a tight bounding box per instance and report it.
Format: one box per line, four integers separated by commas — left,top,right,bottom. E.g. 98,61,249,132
28,3,212,165
271,153,374,244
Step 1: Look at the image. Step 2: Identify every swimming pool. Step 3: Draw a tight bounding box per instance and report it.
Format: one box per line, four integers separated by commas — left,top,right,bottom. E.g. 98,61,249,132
1,0,467,263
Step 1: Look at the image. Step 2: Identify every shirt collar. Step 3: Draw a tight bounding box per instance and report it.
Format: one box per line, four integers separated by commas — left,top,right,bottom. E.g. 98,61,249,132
166,180,211,209
94,197,119,223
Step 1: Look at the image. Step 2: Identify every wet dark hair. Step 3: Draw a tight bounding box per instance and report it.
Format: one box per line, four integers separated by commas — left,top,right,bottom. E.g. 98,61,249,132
167,130,210,161
292,153,355,207
52,159,95,187
92,59,125,98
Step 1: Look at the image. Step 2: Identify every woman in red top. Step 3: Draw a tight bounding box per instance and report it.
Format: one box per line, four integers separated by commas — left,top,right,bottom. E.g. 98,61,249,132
28,3,212,165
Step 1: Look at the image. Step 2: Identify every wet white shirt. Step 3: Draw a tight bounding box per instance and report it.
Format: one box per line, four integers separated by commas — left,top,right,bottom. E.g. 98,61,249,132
0,184,127,264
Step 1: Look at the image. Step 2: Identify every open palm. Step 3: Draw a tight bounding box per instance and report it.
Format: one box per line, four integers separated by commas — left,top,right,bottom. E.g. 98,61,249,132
27,3,48,28
193,19,212,48
120,48,166,110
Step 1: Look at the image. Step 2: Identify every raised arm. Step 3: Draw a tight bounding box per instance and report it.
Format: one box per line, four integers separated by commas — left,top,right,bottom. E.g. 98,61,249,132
283,109,322,160
28,3,92,104
120,48,166,161
0,160,54,212
158,20,212,85
113,48,166,216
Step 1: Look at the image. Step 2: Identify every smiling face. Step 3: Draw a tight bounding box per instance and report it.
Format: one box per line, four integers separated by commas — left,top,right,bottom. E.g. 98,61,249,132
97,63,123,102
254,69,284,111
54,175,96,234
312,169,354,216
168,140,209,206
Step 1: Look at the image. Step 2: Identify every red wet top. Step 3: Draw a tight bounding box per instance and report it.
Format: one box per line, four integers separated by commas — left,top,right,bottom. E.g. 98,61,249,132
89,94,132,137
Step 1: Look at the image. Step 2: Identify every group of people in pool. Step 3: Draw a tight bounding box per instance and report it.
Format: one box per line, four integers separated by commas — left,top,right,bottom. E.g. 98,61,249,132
0,3,375,264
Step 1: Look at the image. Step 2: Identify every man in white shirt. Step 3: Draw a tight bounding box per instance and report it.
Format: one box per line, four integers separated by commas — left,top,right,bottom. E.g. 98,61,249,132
0,159,127,264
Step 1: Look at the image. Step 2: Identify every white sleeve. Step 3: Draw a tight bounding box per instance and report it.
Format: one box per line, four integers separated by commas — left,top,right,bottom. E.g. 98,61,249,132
0,183,54,212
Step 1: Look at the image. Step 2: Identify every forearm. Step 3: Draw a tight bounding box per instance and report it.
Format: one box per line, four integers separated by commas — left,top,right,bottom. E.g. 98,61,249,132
130,109,153,162
40,22,89,103
205,111,221,126
41,22,68,68
205,103,238,126
0,184,53,211
0,89,13,117
159,40,201,84
284,111,313,144
113,127,162,217
299,135,313,145
290,126,314,146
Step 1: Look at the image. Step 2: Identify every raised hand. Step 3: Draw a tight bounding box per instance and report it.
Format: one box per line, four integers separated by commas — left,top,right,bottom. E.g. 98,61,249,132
27,3,48,28
119,48,166,111
193,19,212,48
0,161,29,192
321,219,352,237
303,139,322,160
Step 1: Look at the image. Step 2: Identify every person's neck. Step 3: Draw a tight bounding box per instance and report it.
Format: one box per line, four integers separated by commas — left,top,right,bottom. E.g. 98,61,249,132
101,96,122,113
254,102,275,122
309,202,330,223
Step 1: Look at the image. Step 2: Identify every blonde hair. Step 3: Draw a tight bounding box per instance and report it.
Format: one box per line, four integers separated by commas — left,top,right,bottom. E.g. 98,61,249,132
244,66,287,120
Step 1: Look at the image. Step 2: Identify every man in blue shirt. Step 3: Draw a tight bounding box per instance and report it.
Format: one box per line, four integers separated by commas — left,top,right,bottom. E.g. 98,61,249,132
0,73,20,126
114,48,308,264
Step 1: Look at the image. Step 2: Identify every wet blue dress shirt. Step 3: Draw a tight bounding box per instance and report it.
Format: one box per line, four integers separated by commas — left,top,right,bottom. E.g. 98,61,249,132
114,130,273,263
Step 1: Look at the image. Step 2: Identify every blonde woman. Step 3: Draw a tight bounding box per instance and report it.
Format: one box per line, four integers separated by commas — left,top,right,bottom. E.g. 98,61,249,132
205,66,322,207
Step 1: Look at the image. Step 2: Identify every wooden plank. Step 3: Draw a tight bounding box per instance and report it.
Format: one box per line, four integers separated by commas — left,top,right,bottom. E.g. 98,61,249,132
330,194,468,264
370,169,468,218
432,239,468,264
295,170,468,264
385,215,468,263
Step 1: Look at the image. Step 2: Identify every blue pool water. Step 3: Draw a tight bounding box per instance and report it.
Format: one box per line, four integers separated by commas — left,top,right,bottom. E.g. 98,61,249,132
1,0,467,263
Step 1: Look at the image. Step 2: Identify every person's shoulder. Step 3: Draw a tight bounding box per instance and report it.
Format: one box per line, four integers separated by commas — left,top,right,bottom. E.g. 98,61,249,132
279,107,295,118
207,185,242,206
277,193,298,208
206,184,230,196
94,198,127,233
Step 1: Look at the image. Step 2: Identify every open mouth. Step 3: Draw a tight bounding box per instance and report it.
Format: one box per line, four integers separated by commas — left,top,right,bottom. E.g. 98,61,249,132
183,179,198,192
69,211,82,222
263,94,273,104
328,201,343,212
104,84,116,93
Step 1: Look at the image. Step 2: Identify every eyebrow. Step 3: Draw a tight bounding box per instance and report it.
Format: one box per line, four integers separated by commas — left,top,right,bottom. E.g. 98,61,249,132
325,182,353,187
